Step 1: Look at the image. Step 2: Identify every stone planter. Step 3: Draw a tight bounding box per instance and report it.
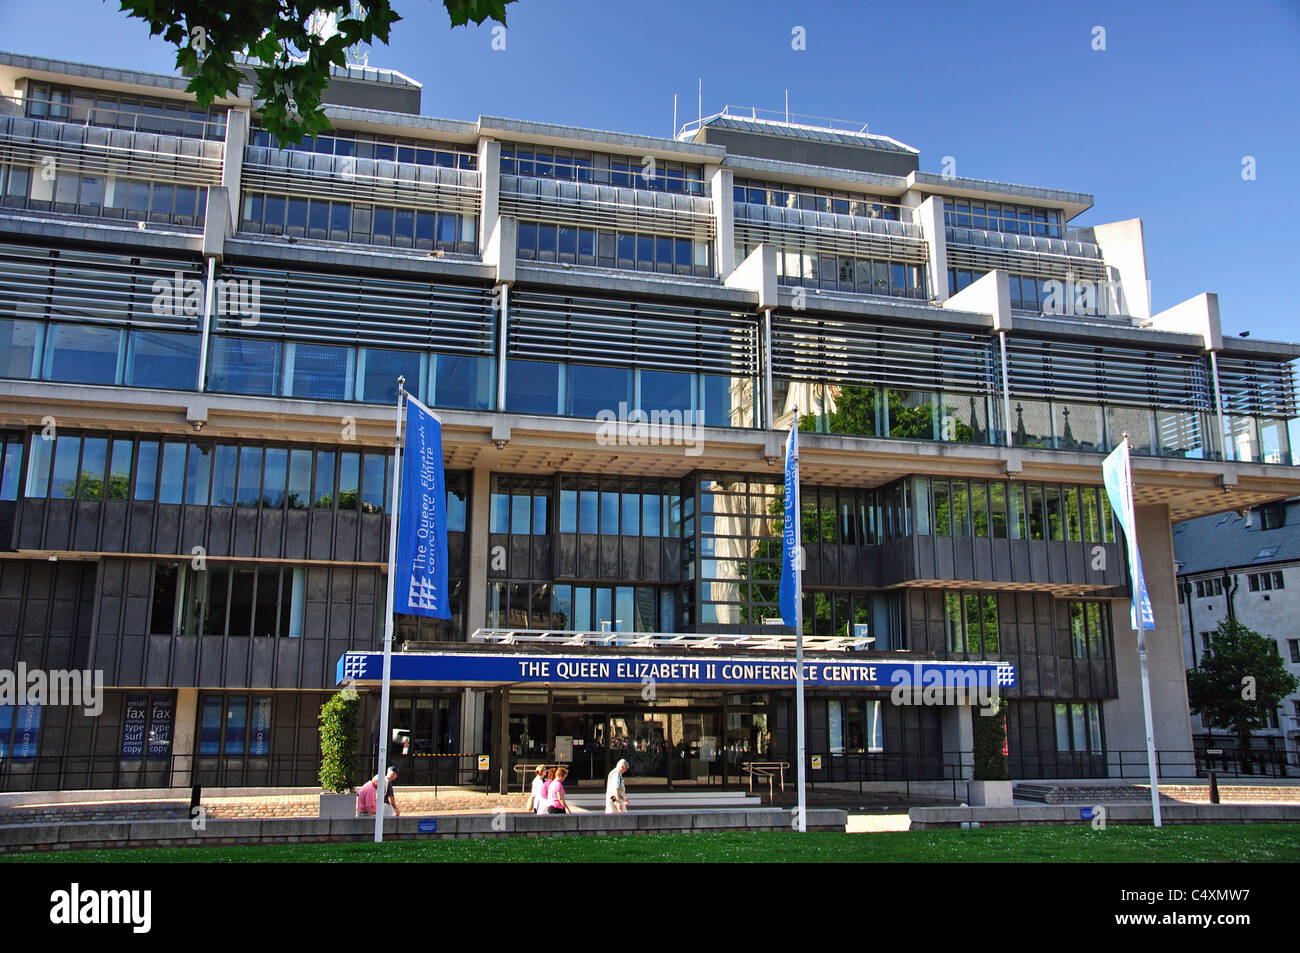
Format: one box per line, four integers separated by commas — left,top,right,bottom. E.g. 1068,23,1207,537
967,781,1013,807
319,792,358,818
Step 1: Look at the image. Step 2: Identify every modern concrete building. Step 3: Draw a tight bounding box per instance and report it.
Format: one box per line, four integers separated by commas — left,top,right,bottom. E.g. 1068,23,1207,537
1174,497,1300,769
1,50,1298,794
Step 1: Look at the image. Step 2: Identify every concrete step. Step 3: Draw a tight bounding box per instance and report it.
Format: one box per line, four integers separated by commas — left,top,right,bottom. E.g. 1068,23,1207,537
564,790,763,810
1011,783,1056,803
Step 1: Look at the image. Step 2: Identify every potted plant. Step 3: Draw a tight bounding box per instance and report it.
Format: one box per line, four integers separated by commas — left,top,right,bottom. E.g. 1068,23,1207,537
968,697,1013,807
318,689,362,818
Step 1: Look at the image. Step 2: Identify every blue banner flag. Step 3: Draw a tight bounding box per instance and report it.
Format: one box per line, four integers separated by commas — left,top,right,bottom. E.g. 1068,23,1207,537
394,396,451,620
1102,439,1155,630
779,420,800,627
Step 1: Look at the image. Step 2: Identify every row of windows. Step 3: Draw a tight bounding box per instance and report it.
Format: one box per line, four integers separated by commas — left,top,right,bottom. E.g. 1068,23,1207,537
250,128,477,169
501,147,706,195
1009,398,1215,460
20,432,470,528
0,319,199,390
487,580,677,633
517,221,713,277
789,480,917,547
944,592,1000,656
790,384,991,443
754,246,926,298
150,563,305,638
24,82,227,140
1069,602,1110,660
0,166,208,227
209,337,493,410
915,478,1118,544
1247,571,1285,592
945,200,1064,238
489,474,688,539
504,359,740,425
240,194,477,253
1055,701,1104,755
951,268,1076,312
199,695,272,755
1194,577,1224,598
733,179,902,220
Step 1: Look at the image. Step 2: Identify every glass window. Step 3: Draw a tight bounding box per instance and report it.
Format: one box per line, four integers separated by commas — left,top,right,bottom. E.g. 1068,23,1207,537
184,444,211,505
313,451,335,507
134,440,158,501
285,342,349,401
600,488,619,535
0,319,43,379
224,697,248,754
43,324,121,384
263,448,288,508
338,452,360,510
199,696,223,755
125,331,199,390
568,364,632,419
1007,483,1026,540
287,449,311,509
49,435,81,499
971,482,989,538
236,447,263,507
107,438,132,500
158,442,186,503
639,369,693,417
434,354,492,410
209,337,279,395
506,360,561,415
913,478,931,535
358,348,422,404
211,445,237,506
702,374,733,428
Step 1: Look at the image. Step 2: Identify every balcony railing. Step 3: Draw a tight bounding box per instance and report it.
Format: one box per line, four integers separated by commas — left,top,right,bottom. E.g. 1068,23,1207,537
500,173,714,242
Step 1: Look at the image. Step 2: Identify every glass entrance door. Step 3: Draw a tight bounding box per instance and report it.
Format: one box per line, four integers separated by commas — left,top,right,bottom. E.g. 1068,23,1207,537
551,711,607,784
608,712,668,784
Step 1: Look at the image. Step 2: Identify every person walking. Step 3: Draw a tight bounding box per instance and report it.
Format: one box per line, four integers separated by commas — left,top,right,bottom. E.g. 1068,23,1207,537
605,758,630,813
535,766,556,815
547,766,570,814
526,764,548,813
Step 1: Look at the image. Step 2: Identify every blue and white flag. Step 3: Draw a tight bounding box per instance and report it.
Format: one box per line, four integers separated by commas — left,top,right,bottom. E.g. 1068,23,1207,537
394,396,451,619
1102,438,1155,631
779,420,800,628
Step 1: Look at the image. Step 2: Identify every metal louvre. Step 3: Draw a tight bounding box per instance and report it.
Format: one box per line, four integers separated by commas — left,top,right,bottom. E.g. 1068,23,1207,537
241,146,480,216
771,315,994,392
734,206,927,264
0,116,223,189
1005,338,1211,409
215,266,495,354
499,175,714,241
0,242,204,332
947,242,1107,283
508,291,757,376
1215,356,1297,417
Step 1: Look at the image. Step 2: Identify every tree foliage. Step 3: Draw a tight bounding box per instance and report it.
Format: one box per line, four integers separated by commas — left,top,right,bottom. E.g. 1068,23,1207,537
1186,618,1298,752
114,0,517,143
318,688,361,792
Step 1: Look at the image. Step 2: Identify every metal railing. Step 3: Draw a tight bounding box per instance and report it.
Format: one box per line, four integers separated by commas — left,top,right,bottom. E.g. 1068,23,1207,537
5,94,227,141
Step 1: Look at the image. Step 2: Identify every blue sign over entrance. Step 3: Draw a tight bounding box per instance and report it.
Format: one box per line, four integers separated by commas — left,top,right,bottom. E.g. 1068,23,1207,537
337,651,1016,691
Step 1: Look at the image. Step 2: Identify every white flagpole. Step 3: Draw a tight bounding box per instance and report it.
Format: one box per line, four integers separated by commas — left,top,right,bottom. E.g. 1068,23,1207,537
791,410,807,833
374,375,406,844
1123,435,1162,827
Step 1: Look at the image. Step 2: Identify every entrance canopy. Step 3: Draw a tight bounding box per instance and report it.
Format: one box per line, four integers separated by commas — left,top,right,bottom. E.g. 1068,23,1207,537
336,650,1016,692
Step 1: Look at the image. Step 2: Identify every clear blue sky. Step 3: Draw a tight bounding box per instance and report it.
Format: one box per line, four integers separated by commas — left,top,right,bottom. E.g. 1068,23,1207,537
2,0,1298,341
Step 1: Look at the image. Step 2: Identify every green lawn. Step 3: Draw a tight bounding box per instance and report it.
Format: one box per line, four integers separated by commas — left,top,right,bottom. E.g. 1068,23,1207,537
4,824,1299,863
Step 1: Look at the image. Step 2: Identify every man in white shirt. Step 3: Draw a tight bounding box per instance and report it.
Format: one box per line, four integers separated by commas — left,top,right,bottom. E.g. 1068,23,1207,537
606,758,630,814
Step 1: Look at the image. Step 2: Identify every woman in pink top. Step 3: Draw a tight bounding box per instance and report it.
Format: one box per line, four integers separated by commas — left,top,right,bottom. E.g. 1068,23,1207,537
547,766,570,814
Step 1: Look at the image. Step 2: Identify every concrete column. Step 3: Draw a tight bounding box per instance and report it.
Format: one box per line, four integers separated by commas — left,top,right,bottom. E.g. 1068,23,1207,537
461,467,493,766
916,196,948,303
939,704,975,782
495,687,511,794
710,165,735,278
477,138,500,254
1103,503,1196,778
221,107,249,234
170,687,198,789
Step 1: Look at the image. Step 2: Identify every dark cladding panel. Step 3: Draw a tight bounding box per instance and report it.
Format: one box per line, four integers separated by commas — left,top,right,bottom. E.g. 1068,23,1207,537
198,641,224,686
102,500,128,551
276,638,301,688
128,503,155,551
18,500,45,549
73,500,99,550
145,635,171,685
260,510,285,558
172,636,198,686
358,512,384,562
233,509,259,557
118,635,144,684
284,509,309,559
250,636,275,687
